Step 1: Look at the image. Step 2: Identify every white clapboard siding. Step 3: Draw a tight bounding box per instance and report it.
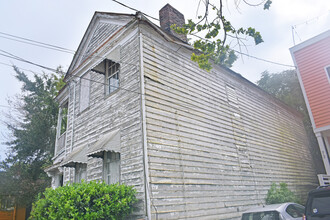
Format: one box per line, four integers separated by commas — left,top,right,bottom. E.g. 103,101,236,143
142,31,317,220
62,29,146,217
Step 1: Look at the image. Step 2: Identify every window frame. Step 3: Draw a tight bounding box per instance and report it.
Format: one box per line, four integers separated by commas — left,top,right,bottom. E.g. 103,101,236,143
103,151,121,185
79,72,91,113
242,211,280,220
59,101,68,136
74,163,87,183
285,204,305,218
105,60,120,96
325,65,330,83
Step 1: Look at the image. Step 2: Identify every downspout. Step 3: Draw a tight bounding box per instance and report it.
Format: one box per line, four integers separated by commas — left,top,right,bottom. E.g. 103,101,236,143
139,30,151,220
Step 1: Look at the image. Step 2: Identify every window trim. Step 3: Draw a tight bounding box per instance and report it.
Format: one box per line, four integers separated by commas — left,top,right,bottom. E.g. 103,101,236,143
325,65,330,83
74,163,87,183
103,151,121,185
105,59,120,96
79,72,91,113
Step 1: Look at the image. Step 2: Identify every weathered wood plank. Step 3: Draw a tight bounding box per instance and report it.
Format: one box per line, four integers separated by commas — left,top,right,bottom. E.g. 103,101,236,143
142,32,317,219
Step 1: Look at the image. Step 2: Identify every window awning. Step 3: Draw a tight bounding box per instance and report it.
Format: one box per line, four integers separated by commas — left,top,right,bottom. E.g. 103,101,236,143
87,129,121,158
60,147,88,167
91,59,106,75
91,47,121,75
44,162,63,176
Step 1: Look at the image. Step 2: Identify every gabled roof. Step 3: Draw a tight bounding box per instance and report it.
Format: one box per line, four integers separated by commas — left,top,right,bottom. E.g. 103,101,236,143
65,12,136,80
62,8,305,118
64,11,192,81
290,30,330,53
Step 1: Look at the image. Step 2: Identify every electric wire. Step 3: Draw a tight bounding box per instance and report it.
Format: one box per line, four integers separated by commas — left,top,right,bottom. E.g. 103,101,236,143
0,55,231,123
293,10,330,28
0,35,75,55
291,10,330,45
0,18,295,69
0,61,42,75
111,0,159,21
232,49,295,68
0,49,141,95
0,31,138,67
0,31,75,53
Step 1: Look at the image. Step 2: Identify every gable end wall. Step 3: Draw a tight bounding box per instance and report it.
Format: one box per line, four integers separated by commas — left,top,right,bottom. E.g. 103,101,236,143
62,26,146,218
293,36,330,129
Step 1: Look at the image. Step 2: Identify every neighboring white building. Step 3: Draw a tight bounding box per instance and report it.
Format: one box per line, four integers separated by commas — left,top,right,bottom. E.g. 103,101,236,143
46,4,318,219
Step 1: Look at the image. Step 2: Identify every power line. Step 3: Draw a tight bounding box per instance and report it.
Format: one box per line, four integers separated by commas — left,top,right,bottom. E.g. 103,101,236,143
291,10,330,45
0,49,56,72
190,33,295,68
111,0,159,21
0,49,141,95
0,31,139,67
0,61,44,75
293,10,330,28
0,51,300,135
0,31,75,54
233,49,295,68
0,16,294,68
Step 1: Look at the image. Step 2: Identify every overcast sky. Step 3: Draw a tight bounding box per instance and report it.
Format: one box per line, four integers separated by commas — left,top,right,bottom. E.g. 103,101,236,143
0,0,329,160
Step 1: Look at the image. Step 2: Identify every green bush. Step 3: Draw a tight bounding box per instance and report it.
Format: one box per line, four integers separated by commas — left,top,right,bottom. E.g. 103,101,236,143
265,182,299,204
29,181,137,220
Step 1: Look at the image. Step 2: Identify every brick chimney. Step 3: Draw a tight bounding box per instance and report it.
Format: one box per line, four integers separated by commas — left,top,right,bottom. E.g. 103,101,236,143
159,4,187,42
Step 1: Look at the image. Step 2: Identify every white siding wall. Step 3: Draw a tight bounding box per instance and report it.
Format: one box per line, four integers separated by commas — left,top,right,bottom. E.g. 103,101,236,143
62,28,146,218
142,30,317,219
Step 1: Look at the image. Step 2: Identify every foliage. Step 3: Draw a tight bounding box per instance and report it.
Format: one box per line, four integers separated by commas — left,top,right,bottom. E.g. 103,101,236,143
172,0,272,70
257,70,305,113
30,181,138,220
266,183,299,204
256,70,324,174
0,66,65,207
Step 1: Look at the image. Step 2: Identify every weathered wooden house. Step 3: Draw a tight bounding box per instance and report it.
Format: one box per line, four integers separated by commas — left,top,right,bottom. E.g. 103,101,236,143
290,30,330,186
46,4,318,219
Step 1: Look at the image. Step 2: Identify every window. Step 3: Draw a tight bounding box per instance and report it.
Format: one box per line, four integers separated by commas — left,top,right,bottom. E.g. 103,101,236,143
80,72,90,112
310,195,330,215
54,174,64,188
75,164,87,183
59,102,68,135
242,211,280,220
286,204,304,218
326,66,330,83
103,152,120,184
106,60,120,95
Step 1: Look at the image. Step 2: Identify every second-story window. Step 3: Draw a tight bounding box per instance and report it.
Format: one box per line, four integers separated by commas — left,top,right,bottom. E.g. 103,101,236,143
326,66,330,83
80,72,90,112
106,60,120,95
60,102,68,135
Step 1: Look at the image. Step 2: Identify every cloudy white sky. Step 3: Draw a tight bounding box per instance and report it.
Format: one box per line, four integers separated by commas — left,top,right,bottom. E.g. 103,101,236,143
0,0,329,160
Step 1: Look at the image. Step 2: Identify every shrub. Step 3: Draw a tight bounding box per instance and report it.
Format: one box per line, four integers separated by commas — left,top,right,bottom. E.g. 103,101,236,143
29,181,137,220
265,182,299,205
